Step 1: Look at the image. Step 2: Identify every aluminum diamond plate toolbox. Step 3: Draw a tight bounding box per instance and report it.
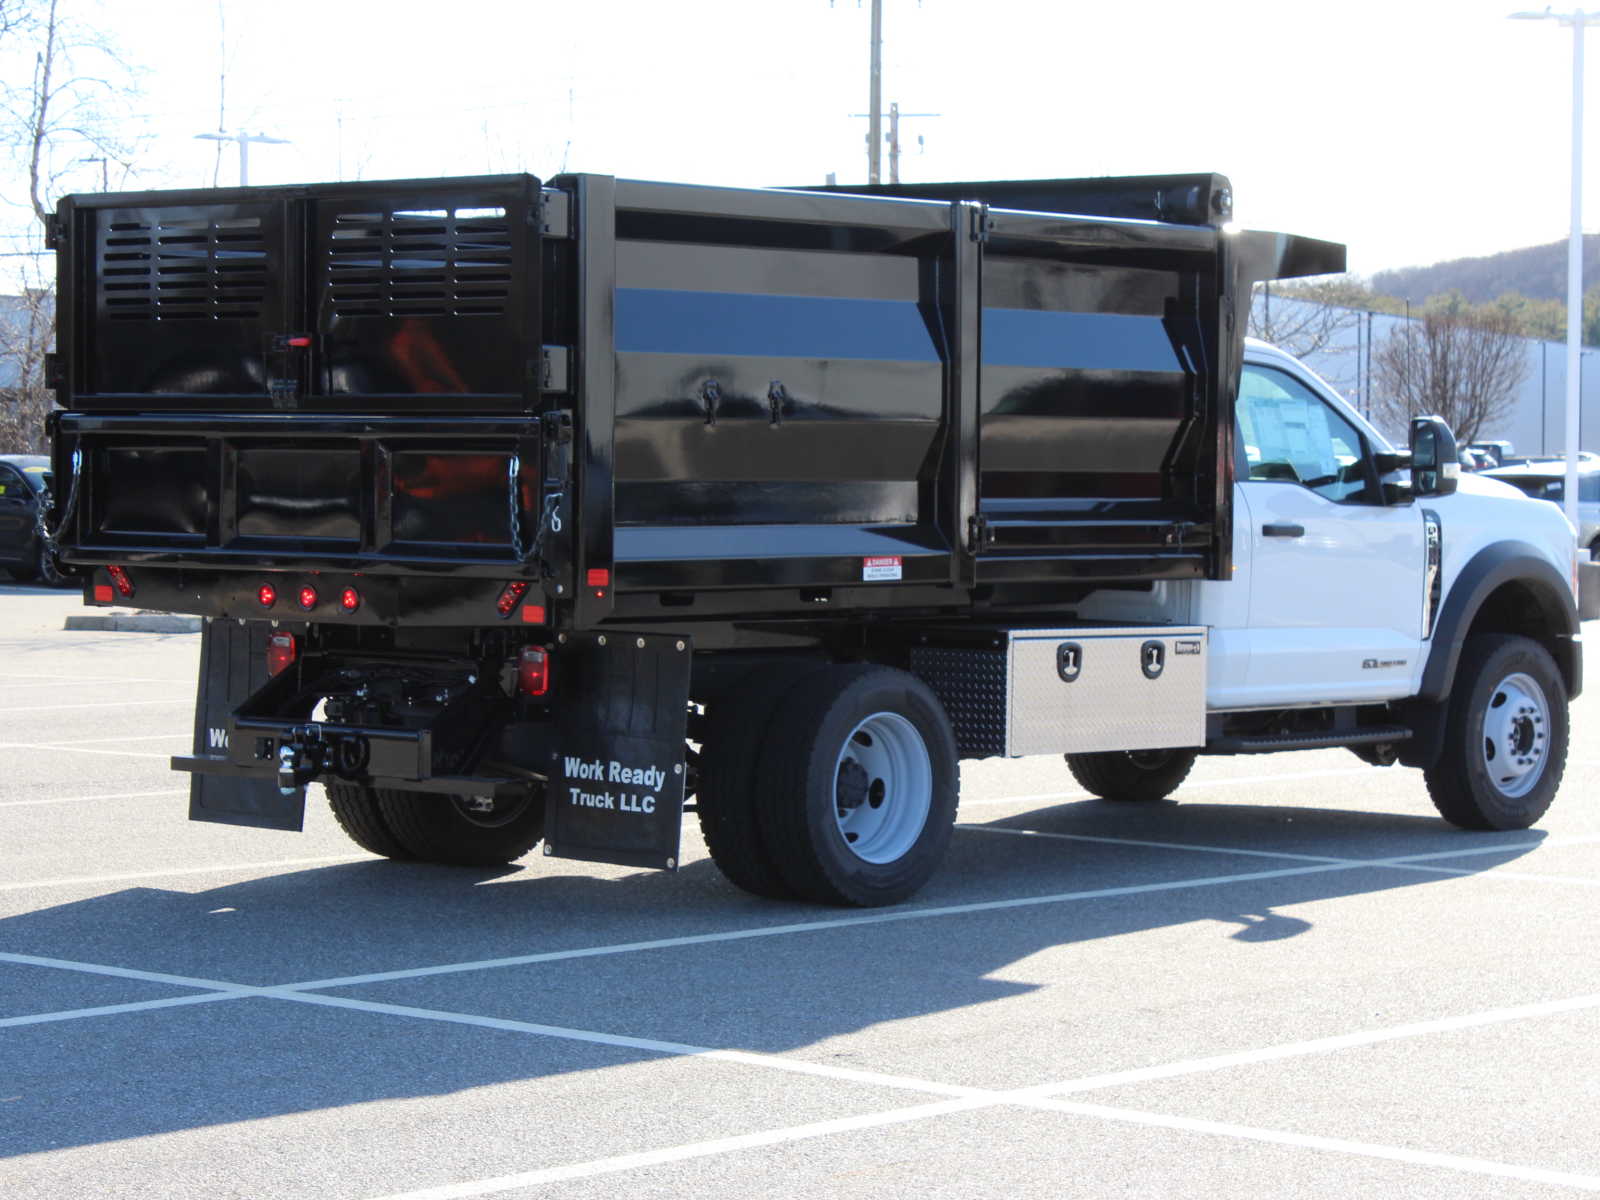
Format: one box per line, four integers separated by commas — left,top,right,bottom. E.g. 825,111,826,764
913,625,1206,758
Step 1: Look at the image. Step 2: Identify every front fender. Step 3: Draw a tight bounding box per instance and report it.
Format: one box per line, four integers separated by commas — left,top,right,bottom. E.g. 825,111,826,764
1419,540,1581,703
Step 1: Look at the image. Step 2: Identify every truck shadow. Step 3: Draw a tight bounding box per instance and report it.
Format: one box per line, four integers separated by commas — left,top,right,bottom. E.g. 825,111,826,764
0,798,1550,1157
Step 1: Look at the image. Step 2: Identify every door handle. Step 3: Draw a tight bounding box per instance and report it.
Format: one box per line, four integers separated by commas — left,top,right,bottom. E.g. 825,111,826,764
1262,522,1305,538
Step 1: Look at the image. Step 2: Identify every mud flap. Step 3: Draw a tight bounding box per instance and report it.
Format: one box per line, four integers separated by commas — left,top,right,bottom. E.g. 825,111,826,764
185,619,307,830
544,632,690,870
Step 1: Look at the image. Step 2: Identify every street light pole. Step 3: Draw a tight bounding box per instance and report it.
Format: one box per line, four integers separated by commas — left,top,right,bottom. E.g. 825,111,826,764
194,129,290,187
1512,8,1600,534
868,0,883,185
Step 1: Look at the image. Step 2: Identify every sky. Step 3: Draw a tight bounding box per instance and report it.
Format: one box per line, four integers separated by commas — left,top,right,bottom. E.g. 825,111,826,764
1,0,1596,283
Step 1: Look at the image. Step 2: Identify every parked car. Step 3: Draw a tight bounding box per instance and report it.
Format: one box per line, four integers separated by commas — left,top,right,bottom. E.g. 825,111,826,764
1482,459,1600,559
0,453,71,585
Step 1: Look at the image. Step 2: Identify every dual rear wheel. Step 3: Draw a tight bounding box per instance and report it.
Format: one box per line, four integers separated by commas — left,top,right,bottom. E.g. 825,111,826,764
325,783,544,866
697,664,959,906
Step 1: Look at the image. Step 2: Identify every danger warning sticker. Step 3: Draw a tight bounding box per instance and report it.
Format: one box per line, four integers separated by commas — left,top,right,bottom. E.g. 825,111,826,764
862,555,903,582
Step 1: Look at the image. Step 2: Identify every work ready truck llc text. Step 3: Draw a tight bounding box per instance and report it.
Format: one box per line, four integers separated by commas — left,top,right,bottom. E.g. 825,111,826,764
563,756,668,813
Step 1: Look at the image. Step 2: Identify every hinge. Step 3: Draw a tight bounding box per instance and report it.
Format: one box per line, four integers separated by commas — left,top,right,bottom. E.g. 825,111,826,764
969,203,992,244
44,213,65,251
967,513,993,552
541,408,574,446
1163,521,1196,547
539,345,572,393
539,188,573,238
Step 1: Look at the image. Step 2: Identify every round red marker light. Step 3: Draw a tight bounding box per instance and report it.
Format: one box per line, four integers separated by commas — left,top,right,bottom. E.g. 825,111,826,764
340,586,360,612
257,583,277,609
297,585,319,611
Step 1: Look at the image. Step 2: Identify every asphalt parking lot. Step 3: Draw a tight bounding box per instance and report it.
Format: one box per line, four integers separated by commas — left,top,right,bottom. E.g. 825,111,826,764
1,579,1597,1199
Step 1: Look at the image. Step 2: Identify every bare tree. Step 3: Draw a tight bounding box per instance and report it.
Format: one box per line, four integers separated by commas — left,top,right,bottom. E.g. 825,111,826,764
1371,297,1530,446
1249,277,1368,360
0,0,139,450
0,267,53,451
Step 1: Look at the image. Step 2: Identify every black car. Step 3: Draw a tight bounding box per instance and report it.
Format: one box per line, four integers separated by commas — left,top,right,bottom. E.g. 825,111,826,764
0,454,70,586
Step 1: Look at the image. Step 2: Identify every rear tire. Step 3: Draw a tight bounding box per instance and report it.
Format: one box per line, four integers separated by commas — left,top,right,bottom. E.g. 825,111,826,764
325,782,414,860
35,541,67,587
755,665,958,907
377,786,545,866
1424,634,1568,831
695,663,827,900
1066,748,1197,803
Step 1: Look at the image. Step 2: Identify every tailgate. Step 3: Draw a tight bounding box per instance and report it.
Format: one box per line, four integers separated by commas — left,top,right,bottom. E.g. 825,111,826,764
57,175,545,412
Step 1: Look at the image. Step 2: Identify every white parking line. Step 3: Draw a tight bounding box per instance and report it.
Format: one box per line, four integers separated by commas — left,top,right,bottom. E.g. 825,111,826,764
0,699,190,713
1033,1098,1600,1192
0,992,243,1029
365,1097,994,1200
0,854,370,893
965,826,1600,885
1021,990,1600,1098
0,731,188,746
0,949,263,992
9,948,1600,1196
0,744,174,760
0,788,186,810
281,859,1356,993
363,989,1600,1200
273,990,985,1100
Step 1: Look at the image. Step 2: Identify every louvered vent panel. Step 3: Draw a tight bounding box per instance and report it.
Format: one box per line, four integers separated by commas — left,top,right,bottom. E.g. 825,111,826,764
326,206,513,317
99,216,267,321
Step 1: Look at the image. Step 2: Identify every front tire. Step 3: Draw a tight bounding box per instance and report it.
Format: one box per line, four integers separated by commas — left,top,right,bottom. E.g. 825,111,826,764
1066,748,1197,802
755,665,958,907
376,786,545,865
1424,634,1568,830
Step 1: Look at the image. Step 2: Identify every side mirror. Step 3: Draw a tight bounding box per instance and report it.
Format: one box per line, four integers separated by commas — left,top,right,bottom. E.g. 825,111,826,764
1409,415,1460,498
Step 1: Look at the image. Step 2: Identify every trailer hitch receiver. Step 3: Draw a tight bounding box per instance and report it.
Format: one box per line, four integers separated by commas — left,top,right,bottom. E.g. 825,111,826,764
275,725,370,796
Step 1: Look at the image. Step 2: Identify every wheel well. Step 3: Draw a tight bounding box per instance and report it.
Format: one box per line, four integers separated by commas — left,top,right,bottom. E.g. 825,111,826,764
1464,579,1577,695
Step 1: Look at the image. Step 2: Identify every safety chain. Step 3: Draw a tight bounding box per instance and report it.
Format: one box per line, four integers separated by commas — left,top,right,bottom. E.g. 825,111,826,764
508,453,564,567
35,445,83,556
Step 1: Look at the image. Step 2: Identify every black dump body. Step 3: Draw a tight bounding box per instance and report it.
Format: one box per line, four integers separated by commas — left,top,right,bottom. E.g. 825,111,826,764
47,171,1342,637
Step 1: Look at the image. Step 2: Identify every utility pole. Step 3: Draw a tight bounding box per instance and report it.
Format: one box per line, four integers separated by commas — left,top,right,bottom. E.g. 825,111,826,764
886,103,939,184
194,129,290,186
868,0,882,184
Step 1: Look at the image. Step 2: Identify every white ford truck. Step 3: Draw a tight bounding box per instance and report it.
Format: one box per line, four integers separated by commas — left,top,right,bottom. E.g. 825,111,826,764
45,171,1583,907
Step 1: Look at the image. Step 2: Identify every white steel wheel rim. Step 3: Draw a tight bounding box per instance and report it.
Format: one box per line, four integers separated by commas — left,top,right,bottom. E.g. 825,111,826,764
832,711,932,864
1480,671,1551,800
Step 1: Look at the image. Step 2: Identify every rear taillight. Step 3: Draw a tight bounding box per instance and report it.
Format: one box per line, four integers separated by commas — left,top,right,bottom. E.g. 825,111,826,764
266,632,298,677
496,580,530,617
297,585,318,611
106,565,134,599
340,586,361,612
257,582,277,609
517,646,550,697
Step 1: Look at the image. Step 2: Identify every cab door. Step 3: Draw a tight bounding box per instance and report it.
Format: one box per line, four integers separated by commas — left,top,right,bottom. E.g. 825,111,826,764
1208,362,1425,708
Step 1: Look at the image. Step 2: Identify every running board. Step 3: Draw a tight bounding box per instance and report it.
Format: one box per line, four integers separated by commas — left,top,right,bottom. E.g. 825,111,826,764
1204,725,1412,755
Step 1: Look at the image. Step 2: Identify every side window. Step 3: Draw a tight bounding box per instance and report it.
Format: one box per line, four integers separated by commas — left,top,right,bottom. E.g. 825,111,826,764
1581,474,1599,504
1238,365,1371,504
0,467,20,499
